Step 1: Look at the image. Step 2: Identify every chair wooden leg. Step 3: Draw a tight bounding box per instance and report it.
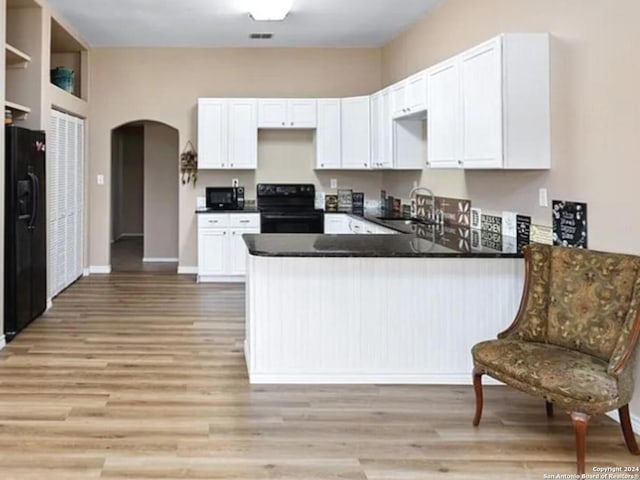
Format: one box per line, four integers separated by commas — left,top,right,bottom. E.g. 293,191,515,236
472,368,483,427
570,411,590,475
546,401,554,418
619,405,640,455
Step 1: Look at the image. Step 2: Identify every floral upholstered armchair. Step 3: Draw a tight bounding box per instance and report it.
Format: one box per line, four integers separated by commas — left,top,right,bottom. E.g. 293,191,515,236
472,244,640,474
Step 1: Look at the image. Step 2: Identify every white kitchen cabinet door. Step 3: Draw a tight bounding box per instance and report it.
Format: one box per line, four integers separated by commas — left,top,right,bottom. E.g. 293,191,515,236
198,99,228,169
228,99,258,169
229,228,259,275
316,99,341,169
427,57,463,169
390,81,407,118
371,89,393,169
461,37,503,169
405,70,428,113
198,229,227,276
324,214,351,234
287,99,317,128
258,99,288,128
340,96,371,170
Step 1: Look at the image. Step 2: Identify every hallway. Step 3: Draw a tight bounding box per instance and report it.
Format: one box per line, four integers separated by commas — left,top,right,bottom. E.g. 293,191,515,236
111,237,177,273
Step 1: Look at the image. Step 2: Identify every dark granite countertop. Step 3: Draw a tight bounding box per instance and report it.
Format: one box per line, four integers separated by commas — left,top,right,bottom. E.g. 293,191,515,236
242,230,522,258
195,208,259,214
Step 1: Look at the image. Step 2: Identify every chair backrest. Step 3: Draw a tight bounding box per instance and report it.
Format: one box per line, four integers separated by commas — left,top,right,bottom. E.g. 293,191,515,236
509,244,640,362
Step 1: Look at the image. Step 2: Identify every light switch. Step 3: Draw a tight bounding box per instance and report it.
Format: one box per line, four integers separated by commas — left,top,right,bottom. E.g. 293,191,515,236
538,188,548,207
232,178,239,187
97,174,105,185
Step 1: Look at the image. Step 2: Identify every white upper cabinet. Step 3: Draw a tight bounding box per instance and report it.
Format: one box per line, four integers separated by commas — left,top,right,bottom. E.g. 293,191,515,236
198,99,228,169
460,37,503,169
427,34,550,170
370,89,393,169
287,99,317,128
427,57,462,169
257,99,287,128
316,99,342,169
391,70,427,119
258,99,317,128
198,98,257,169
341,96,371,170
228,99,258,169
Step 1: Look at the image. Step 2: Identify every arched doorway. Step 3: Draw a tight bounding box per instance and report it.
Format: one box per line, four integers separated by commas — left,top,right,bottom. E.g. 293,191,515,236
110,120,179,273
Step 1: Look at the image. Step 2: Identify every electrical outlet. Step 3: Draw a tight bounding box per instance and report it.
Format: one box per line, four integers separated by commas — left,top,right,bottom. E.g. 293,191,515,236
97,174,105,186
330,178,337,189
232,178,239,187
539,188,548,207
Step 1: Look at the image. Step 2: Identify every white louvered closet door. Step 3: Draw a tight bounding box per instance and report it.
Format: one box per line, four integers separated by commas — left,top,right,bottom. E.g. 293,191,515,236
48,110,85,299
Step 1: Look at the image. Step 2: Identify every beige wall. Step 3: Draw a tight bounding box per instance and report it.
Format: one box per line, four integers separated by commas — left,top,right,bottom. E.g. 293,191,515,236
382,0,640,417
143,122,179,260
88,47,382,268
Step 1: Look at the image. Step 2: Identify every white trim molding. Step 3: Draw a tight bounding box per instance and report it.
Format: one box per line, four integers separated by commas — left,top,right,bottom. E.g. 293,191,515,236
89,265,112,274
143,257,179,263
83,268,90,277
606,411,640,435
46,299,53,312
248,373,505,385
0,335,5,351
177,266,198,275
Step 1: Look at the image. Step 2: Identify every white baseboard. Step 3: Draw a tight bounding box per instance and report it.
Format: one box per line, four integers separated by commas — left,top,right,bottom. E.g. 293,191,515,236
177,266,198,275
247,372,504,385
0,335,5,351
143,257,178,263
46,299,53,311
198,274,245,283
606,410,640,434
83,268,90,277
89,265,111,274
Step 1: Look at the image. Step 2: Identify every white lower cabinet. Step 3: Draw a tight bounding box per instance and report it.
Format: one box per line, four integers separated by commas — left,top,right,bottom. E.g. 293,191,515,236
325,214,398,235
198,214,260,282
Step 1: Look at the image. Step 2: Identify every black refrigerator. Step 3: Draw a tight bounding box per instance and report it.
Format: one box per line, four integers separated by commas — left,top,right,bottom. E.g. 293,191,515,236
4,126,47,342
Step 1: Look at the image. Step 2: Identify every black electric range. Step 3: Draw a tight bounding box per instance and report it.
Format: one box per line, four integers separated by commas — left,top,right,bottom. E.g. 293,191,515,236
257,184,324,234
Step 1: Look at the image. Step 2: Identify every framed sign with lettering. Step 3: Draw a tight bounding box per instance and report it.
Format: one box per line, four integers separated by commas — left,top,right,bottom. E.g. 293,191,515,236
552,200,588,248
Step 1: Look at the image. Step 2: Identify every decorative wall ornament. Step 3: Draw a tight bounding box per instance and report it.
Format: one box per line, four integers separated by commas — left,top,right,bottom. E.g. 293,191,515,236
552,200,588,248
180,140,198,186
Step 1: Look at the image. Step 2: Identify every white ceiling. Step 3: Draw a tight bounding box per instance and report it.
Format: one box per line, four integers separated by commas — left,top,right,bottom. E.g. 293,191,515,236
47,0,443,47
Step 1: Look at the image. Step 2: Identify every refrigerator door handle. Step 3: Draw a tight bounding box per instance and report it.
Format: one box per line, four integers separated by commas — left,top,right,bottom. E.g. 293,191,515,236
27,171,38,230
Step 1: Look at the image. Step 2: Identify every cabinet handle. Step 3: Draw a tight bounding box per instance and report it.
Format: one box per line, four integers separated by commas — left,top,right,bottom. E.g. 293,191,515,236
230,163,234,167
290,122,294,126
208,220,218,224
364,163,368,167
232,231,236,235
240,220,250,223
221,163,225,167
457,160,463,166
321,163,324,168
426,161,431,167
281,122,285,126
223,231,227,235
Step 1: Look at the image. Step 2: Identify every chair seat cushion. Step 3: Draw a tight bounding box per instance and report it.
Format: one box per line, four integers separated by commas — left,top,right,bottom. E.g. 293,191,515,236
472,339,622,413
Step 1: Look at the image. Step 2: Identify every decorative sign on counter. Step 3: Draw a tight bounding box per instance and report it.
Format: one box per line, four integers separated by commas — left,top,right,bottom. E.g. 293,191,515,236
337,189,353,213
531,224,553,245
435,197,471,226
470,208,482,229
352,192,364,215
325,195,338,212
502,211,517,237
516,215,532,253
552,200,588,248
481,214,502,234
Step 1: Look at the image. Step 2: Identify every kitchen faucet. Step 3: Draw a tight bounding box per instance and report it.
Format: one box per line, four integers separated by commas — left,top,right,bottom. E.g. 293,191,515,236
409,186,437,223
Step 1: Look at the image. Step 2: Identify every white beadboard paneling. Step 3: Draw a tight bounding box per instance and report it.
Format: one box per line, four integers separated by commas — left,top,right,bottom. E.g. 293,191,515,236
246,255,524,384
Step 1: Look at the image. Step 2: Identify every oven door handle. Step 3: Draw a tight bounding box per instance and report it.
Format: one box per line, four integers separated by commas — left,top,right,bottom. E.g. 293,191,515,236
262,214,323,220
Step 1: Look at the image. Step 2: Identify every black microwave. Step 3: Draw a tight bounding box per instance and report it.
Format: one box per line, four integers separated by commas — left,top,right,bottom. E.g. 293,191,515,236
205,187,245,210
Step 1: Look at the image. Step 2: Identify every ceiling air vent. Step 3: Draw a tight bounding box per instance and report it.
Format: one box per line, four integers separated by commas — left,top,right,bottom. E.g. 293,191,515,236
250,33,273,40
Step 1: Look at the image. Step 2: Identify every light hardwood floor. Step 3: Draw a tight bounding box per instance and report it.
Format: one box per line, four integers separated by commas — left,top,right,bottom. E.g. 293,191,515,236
0,273,637,479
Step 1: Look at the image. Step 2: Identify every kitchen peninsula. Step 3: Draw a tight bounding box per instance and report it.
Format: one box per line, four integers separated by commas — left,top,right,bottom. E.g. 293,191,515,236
243,219,525,385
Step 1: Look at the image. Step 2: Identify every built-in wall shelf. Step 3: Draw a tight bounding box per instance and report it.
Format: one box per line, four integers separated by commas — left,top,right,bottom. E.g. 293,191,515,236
49,83,88,117
5,100,31,120
5,43,31,68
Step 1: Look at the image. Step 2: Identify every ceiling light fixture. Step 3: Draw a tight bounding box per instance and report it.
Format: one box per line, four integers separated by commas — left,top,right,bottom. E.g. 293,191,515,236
247,0,294,21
